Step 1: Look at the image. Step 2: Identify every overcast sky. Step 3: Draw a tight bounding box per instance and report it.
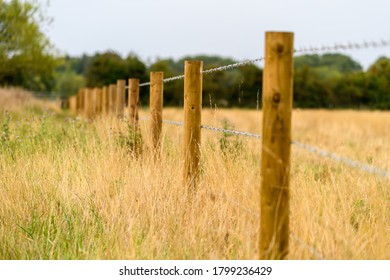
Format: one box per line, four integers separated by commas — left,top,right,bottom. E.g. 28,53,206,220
40,0,390,69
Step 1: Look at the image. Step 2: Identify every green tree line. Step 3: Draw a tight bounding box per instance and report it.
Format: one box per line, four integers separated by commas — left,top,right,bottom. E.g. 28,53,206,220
1,0,389,109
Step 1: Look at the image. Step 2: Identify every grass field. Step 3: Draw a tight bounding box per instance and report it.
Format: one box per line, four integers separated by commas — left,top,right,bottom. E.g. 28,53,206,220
0,88,389,259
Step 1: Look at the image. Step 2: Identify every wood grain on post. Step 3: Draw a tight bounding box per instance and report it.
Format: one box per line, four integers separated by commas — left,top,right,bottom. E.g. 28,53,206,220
80,89,85,113
96,88,103,115
260,31,294,260
85,88,94,119
69,96,77,113
129,78,142,156
116,80,126,118
76,89,83,113
183,61,203,190
83,88,89,117
91,88,97,119
102,86,109,114
109,84,116,115
128,79,140,129
150,72,164,154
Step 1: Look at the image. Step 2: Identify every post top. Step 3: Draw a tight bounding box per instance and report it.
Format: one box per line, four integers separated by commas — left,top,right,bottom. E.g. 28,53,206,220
265,31,294,35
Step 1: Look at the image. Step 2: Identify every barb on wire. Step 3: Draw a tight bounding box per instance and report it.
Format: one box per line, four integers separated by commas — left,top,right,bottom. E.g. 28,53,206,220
139,74,185,87
162,119,184,126
139,116,184,127
139,58,265,87
201,124,261,139
294,38,390,55
202,57,265,75
292,140,390,180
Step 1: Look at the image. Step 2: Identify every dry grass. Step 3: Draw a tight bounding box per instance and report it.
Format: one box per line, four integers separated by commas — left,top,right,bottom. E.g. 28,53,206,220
0,89,389,259
0,87,61,114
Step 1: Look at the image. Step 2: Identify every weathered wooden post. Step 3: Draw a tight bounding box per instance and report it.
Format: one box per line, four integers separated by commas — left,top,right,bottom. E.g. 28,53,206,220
76,89,84,113
260,31,294,260
96,87,103,115
150,72,164,155
102,86,109,114
109,84,116,115
69,95,77,113
183,61,203,190
128,78,140,129
83,88,89,117
128,78,141,154
91,88,97,119
116,80,126,118
85,88,94,119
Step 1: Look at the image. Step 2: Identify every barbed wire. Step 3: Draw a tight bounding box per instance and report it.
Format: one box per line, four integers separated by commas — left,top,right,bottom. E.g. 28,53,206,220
291,140,390,180
139,58,265,87
201,124,261,139
162,119,185,127
139,117,390,181
137,38,389,88
139,74,185,87
294,38,390,55
202,57,265,75
201,123,390,181
289,233,325,260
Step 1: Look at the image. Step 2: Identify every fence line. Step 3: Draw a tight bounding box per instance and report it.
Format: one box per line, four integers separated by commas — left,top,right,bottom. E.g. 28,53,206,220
69,32,390,260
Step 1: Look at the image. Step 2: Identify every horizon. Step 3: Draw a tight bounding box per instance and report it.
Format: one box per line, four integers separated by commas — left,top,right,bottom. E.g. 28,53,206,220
38,0,390,70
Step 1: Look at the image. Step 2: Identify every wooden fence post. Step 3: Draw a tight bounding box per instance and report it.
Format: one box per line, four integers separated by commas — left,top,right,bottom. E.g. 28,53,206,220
69,95,77,113
83,88,88,117
102,86,109,114
76,89,84,114
109,84,116,115
91,88,97,119
183,61,203,190
128,78,140,129
96,87,103,116
116,80,126,118
260,31,294,260
150,72,164,155
84,88,93,119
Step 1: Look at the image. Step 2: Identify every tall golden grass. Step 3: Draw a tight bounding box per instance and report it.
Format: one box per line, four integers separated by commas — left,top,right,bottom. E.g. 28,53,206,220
0,87,61,114
0,88,389,259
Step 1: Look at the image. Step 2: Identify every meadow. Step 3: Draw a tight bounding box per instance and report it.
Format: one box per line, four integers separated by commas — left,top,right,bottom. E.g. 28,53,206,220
0,88,389,259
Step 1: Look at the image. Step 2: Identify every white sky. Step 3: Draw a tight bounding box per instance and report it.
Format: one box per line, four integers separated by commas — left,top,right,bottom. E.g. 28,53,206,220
40,0,390,69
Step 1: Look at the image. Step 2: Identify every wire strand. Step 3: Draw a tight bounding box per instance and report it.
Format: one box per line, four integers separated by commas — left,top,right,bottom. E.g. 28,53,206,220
291,140,390,180
140,117,390,180
138,38,390,87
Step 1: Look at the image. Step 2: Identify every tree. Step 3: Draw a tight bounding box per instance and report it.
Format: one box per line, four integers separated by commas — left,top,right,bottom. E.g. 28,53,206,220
0,0,58,91
85,51,127,87
85,51,148,88
54,63,86,97
366,57,390,109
